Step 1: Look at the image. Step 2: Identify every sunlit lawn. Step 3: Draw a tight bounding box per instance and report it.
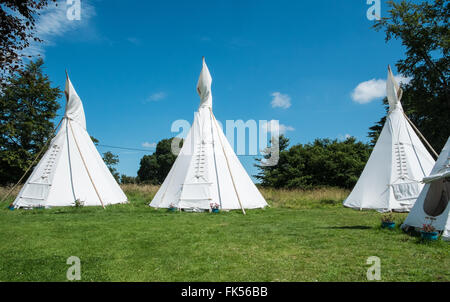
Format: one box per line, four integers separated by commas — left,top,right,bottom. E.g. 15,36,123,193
0,185,448,282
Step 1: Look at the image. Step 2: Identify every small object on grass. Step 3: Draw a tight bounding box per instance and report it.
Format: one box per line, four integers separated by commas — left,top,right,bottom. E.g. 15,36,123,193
74,199,85,208
420,223,439,241
168,203,177,212
210,202,220,213
382,221,396,229
8,204,14,211
381,213,395,229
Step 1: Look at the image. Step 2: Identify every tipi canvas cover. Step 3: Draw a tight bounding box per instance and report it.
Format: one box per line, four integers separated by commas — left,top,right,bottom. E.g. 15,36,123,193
402,137,450,241
343,66,435,212
13,74,128,208
150,58,267,213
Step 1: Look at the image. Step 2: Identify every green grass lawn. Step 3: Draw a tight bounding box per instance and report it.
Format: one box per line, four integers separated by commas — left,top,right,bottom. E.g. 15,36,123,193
0,185,448,282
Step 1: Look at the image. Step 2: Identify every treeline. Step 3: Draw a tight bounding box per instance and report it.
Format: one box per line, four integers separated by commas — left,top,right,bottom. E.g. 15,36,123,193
122,138,181,185
255,136,371,189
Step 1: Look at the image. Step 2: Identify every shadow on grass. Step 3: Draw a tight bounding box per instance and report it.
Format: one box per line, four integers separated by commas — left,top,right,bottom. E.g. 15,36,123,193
321,225,372,230
319,199,341,205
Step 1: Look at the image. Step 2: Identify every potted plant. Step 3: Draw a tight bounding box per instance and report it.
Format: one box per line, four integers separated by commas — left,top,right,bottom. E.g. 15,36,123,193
74,199,85,208
381,213,396,229
168,203,177,212
420,223,439,241
210,203,220,213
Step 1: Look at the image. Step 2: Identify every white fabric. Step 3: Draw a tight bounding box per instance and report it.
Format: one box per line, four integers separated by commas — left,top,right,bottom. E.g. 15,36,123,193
197,57,213,109
64,74,86,129
423,143,450,183
150,58,267,211
387,65,403,112
343,67,435,212
13,75,127,208
402,137,450,241
391,182,420,202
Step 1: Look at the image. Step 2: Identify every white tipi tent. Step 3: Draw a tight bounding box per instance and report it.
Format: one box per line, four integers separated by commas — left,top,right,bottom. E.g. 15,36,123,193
343,66,435,212
402,137,450,241
150,58,268,213
13,73,128,208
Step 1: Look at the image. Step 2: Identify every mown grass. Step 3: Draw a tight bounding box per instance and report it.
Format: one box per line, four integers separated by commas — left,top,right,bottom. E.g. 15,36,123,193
0,185,448,282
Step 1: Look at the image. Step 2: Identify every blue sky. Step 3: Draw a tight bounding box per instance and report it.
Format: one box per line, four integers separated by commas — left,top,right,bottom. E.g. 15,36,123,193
29,0,408,179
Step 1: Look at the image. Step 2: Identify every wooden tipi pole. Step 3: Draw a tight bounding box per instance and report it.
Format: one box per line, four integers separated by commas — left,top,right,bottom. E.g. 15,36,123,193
402,112,439,159
68,120,105,208
210,109,246,215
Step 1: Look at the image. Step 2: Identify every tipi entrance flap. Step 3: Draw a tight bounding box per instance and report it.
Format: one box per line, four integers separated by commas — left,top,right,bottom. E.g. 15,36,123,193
179,182,212,209
391,181,420,203
179,182,212,201
20,183,47,201
423,179,450,217
15,132,65,206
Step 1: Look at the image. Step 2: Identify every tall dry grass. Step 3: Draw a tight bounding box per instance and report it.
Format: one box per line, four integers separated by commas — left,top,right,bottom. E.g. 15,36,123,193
1,184,350,209
120,184,349,209
121,184,160,202
0,185,22,204
260,187,350,209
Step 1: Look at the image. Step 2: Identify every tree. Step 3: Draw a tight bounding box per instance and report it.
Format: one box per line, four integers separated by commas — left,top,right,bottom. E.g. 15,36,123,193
137,154,159,184
90,136,99,146
120,174,137,184
254,135,291,188
0,0,58,87
137,138,182,184
154,138,180,183
372,0,450,151
102,151,120,182
0,59,61,185
255,137,372,189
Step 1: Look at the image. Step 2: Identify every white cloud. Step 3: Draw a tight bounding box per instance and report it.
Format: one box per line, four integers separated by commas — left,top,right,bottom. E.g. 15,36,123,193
338,133,352,140
261,120,295,134
146,92,167,102
271,92,291,109
22,0,96,59
351,75,411,104
142,142,157,148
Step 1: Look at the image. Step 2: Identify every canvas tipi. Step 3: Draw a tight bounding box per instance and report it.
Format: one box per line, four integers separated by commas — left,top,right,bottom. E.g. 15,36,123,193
150,58,268,213
402,137,450,241
13,74,128,208
343,66,435,212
